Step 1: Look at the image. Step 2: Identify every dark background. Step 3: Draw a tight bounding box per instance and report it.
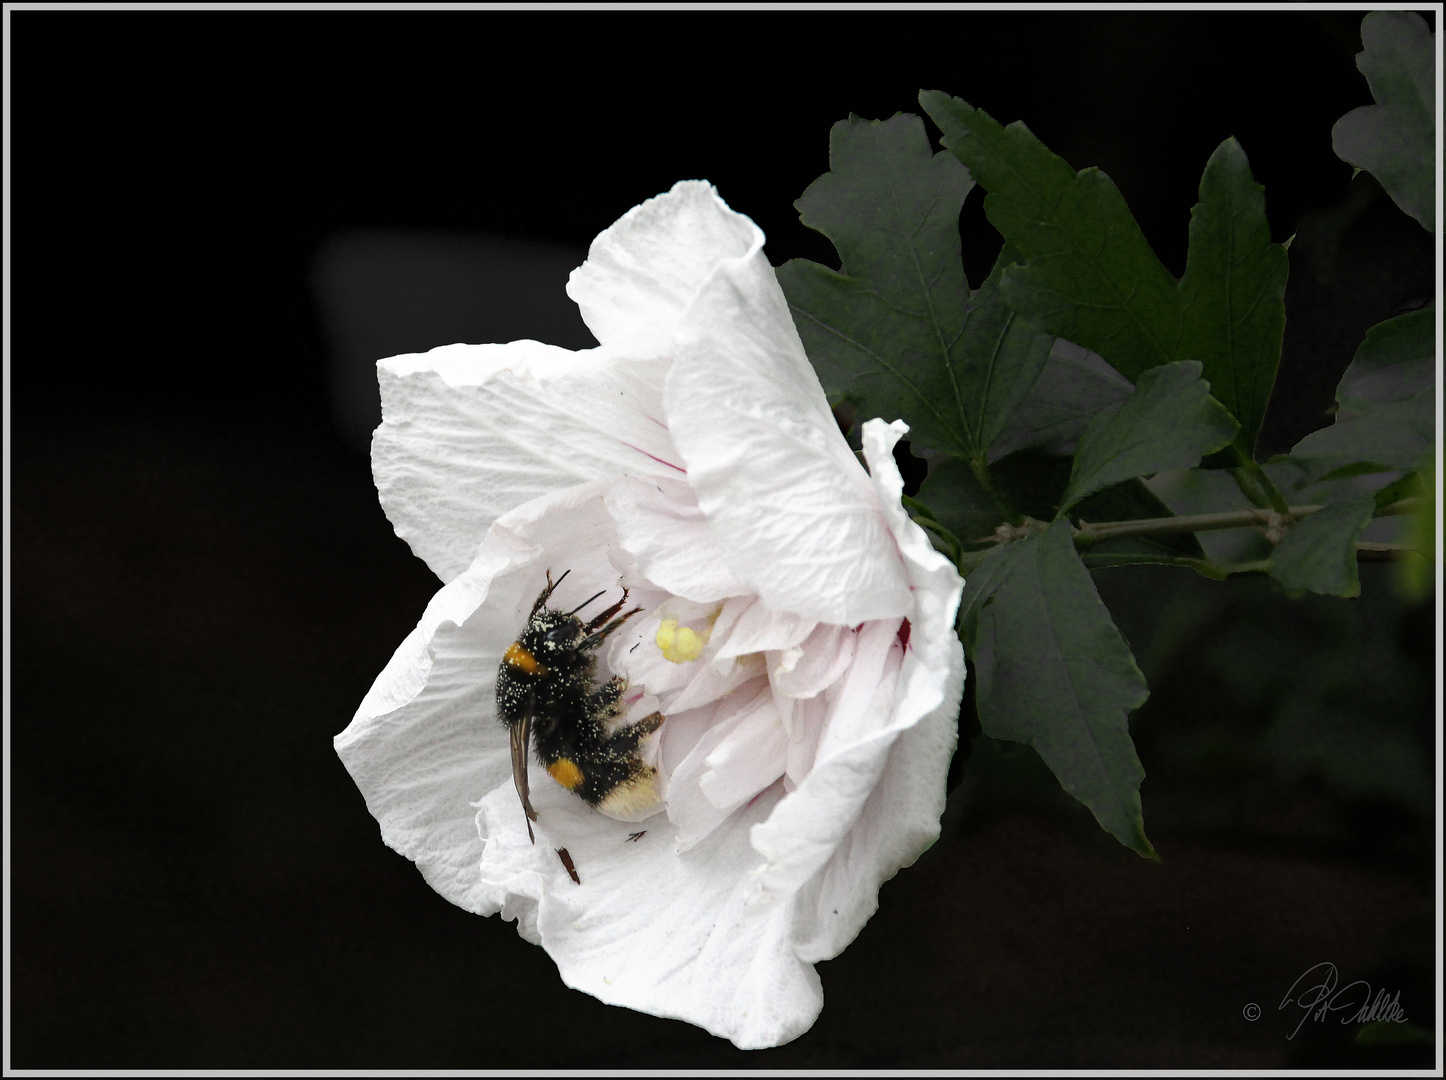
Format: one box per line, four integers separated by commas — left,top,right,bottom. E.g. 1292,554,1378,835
10,9,1438,1069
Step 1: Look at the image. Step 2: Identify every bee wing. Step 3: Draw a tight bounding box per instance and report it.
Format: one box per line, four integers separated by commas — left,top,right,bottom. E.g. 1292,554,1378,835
511,696,538,844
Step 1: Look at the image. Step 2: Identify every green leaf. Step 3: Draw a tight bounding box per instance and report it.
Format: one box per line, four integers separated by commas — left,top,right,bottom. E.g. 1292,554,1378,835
918,91,1180,382
776,113,1054,460
955,538,1030,651
1267,494,1377,597
992,449,1075,522
1288,397,1434,484
1395,463,1436,602
970,519,1155,856
987,338,1134,461
917,456,1009,546
1177,138,1290,454
1338,306,1435,402
1283,309,1436,485
1060,361,1240,513
1332,11,1436,232
919,93,1288,453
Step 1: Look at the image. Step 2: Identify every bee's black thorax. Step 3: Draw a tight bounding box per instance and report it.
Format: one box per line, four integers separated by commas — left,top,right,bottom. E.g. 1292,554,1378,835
495,581,662,813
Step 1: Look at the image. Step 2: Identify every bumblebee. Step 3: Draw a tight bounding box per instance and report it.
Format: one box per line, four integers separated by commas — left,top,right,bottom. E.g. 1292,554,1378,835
495,569,665,843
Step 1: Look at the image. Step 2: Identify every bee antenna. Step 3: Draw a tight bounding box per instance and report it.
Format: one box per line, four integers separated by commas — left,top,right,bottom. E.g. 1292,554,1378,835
567,589,607,616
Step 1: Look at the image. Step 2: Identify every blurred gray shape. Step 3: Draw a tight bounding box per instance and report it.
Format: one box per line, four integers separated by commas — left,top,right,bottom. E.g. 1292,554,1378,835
312,229,595,449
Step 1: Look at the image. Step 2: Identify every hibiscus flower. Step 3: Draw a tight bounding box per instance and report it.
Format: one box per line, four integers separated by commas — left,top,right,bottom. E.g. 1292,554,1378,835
335,181,965,1049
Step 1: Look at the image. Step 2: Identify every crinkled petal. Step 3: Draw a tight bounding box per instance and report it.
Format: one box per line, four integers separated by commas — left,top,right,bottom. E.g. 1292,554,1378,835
666,683,775,848
709,595,816,662
473,751,823,1049
335,477,642,911
566,180,761,356
605,475,748,602
373,340,683,583
773,623,858,700
747,418,964,933
665,235,912,625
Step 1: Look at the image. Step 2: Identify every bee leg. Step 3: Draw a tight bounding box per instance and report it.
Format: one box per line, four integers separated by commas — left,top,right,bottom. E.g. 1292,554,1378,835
582,588,632,630
530,568,571,617
606,710,665,753
587,675,626,718
581,606,643,652
510,698,538,843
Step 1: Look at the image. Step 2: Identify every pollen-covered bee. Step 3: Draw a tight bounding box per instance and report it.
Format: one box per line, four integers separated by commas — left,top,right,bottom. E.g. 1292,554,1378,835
495,569,666,844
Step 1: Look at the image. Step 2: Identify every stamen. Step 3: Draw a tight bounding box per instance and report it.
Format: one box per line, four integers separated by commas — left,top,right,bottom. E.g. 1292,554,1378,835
656,617,707,663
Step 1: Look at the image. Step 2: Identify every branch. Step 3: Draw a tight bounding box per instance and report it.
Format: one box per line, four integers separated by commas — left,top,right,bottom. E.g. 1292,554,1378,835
1070,496,1421,546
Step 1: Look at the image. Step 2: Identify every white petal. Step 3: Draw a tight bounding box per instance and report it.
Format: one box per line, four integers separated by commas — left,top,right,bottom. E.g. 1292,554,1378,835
747,417,965,945
665,682,776,848
710,595,816,662
772,622,858,700
472,772,822,1050
335,477,642,914
334,530,531,916
373,340,683,583
566,180,762,355
665,237,913,625
605,475,748,602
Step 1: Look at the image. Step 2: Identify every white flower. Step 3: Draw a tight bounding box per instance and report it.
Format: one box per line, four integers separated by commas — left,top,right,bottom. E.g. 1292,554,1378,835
334,181,965,1049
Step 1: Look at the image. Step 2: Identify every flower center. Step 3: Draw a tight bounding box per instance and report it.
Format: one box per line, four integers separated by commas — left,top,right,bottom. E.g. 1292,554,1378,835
655,617,707,663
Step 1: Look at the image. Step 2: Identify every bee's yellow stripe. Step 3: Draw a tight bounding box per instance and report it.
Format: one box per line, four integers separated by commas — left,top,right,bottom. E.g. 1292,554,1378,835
503,642,545,675
547,757,584,791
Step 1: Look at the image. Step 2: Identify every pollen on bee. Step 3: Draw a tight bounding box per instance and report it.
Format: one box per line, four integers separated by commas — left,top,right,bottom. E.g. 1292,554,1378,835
655,617,706,663
503,642,545,675
547,757,585,790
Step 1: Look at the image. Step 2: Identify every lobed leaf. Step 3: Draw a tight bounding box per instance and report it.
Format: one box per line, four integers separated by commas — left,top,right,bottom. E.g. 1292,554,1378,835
1060,361,1239,513
918,91,1180,382
986,337,1134,462
1283,308,1437,486
777,113,1054,460
1268,495,1379,597
1332,11,1436,232
1337,306,1435,402
969,519,1154,856
920,92,1289,457
1176,138,1290,454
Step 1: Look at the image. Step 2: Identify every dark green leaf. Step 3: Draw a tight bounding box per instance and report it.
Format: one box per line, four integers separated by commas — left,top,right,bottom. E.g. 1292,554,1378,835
916,456,1010,546
955,539,1030,651
920,93,1289,450
1267,495,1377,597
776,114,1054,461
1283,310,1436,485
987,337,1134,461
918,91,1180,381
1061,361,1239,513
990,449,1075,522
1332,11,1436,232
1371,469,1426,510
1338,306,1435,402
970,520,1155,856
1177,138,1290,454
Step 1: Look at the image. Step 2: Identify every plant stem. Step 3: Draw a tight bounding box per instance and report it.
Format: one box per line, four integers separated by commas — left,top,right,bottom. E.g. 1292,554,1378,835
1228,458,1290,514
1071,497,1421,545
969,450,1020,526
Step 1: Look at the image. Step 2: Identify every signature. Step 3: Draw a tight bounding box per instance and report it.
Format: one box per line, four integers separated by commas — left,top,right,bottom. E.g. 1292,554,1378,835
1277,961,1408,1041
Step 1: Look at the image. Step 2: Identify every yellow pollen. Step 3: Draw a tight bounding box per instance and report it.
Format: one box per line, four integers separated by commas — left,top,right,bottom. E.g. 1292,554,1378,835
656,617,707,663
547,757,584,791
503,642,545,675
